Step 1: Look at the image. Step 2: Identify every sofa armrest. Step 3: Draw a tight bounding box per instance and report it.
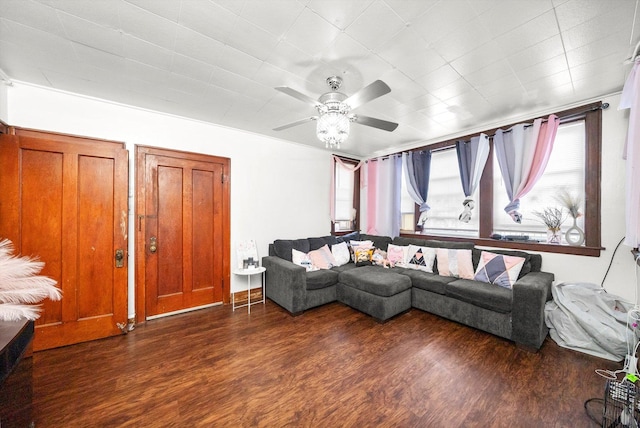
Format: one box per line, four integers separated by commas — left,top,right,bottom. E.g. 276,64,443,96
511,271,554,350
262,256,307,314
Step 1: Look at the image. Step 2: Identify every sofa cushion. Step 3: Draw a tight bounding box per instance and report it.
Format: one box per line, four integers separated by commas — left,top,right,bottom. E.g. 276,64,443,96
407,245,436,273
274,238,310,262
336,231,360,243
445,279,513,313
331,242,351,266
392,237,475,250
309,235,338,251
308,244,337,269
354,247,374,266
339,266,412,297
473,251,526,289
331,263,358,273
436,248,474,279
359,234,393,251
472,248,532,278
387,244,409,267
292,248,317,272
396,268,456,295
306,269,339,290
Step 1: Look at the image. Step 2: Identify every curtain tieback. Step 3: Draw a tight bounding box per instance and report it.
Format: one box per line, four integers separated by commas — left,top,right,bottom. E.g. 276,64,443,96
505,199,522,223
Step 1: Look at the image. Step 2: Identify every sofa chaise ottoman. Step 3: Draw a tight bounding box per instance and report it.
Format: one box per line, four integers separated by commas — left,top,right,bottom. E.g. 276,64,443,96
337,265,412,321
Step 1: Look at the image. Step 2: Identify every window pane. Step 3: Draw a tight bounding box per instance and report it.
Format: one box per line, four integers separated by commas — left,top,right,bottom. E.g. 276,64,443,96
335,163,354,222
400,169,416,231
493,120,585,241
422,148,479,237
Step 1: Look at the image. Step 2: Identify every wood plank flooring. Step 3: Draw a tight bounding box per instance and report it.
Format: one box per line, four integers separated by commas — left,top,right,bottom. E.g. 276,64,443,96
30,301,619,427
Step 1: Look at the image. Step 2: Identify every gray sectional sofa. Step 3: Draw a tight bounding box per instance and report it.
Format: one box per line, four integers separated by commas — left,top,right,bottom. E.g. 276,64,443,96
262,232,554,351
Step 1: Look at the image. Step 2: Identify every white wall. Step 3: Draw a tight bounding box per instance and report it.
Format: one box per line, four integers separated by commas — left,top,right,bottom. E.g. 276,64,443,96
7,84,640,315
6,82,332,318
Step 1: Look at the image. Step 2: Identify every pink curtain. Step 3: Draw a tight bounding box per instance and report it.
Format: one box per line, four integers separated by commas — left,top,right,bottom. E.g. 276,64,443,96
514,115,560,199
619,60,640,247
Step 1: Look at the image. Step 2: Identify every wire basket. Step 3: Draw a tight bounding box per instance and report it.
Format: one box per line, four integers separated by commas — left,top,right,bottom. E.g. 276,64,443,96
603,379,639,427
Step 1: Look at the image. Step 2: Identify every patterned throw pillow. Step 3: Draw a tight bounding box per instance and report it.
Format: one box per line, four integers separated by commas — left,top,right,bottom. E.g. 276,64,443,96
436,248,474,279
406,245,436,273
354,247,374,266
331,242,351,266
473,251,526,289
349,240,375,262
387,244,409,267
308,244,337,269
291,248,318,272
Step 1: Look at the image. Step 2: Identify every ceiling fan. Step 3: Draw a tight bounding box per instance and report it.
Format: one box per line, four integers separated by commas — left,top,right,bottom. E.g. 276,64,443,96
273,76,399,149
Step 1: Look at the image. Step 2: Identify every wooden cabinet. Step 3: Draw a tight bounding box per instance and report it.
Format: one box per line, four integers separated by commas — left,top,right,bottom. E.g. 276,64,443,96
0,320,34,427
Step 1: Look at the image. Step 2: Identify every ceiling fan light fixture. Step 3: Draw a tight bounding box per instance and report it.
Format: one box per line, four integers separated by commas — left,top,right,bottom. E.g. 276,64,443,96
317,111,350,149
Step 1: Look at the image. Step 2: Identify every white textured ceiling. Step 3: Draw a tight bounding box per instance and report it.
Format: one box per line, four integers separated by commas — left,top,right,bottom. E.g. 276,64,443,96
0,0,637,157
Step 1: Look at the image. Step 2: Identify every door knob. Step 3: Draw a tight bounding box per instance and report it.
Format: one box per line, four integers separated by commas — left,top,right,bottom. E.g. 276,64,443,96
149,236,157,253
115,249,124,268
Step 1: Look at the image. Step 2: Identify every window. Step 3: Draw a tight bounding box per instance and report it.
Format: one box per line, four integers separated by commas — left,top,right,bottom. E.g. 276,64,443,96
399,102,603,256
421,148,479,237
493,120,585,241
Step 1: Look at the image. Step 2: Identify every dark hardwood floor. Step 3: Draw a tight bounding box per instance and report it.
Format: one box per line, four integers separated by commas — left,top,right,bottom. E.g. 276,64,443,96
30,301,619,427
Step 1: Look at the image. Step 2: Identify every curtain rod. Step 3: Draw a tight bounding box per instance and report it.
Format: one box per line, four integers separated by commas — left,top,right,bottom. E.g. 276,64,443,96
404,102,609,151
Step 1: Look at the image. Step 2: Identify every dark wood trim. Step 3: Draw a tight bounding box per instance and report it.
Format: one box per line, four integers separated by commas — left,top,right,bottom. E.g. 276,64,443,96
0,120,8,135
401,233,603,257
584,106,602,248
332,155,361,234
478,140,494,237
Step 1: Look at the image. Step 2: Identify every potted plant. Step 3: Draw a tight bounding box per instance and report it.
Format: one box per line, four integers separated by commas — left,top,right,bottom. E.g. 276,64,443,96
532,207,566,244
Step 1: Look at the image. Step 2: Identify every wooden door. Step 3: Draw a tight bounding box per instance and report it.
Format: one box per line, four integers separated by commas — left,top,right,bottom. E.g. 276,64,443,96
135,146,230,321
0,129,129,351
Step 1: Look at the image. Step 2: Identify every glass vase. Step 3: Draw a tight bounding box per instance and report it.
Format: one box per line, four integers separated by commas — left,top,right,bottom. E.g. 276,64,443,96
546,229,562,244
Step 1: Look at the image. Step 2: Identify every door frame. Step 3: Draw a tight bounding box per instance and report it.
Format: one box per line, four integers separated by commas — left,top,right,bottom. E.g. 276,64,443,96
135,145,231,324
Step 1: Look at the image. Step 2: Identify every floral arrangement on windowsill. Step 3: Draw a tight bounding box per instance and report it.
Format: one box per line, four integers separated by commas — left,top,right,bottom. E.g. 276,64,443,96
532,207,566,244
0,239,62,322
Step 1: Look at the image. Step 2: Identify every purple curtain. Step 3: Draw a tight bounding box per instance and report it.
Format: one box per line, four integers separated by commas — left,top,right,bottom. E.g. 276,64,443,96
402,151,432,227
455,133,489,222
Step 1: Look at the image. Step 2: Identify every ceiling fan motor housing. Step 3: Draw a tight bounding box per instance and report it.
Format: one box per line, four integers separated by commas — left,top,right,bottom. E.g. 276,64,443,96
318,91,350,115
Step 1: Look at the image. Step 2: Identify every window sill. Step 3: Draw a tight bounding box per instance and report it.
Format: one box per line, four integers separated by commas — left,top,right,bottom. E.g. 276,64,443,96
400,233,603,257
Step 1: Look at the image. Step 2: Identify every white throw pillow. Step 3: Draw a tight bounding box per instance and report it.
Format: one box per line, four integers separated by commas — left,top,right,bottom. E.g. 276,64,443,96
291,248,318,272
331,242,351,266
406,245,436,273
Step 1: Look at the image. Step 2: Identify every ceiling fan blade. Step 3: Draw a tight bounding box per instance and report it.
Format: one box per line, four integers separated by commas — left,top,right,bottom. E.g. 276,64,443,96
353,115,399,132
275,87,323,107
344,80,391,110
273,116,317,131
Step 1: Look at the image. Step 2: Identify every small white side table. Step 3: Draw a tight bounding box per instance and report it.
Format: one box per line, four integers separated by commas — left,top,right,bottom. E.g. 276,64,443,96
232,266,266,313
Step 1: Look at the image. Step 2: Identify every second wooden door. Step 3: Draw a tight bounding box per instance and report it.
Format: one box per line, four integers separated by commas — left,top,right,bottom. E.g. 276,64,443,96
136,146,230,320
